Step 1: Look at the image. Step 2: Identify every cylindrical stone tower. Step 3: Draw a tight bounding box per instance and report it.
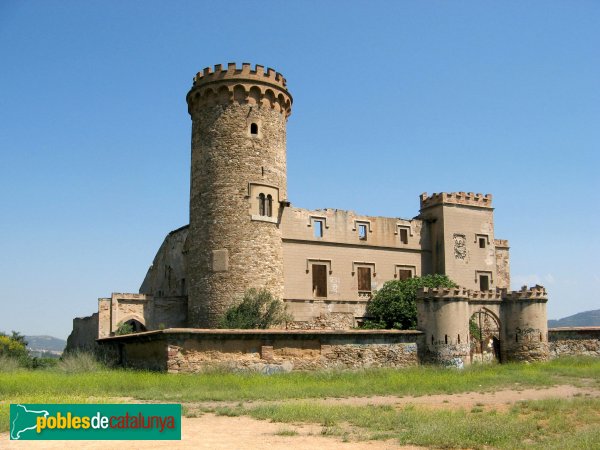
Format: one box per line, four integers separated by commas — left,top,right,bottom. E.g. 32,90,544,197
500,286,549,362
186,63,293,327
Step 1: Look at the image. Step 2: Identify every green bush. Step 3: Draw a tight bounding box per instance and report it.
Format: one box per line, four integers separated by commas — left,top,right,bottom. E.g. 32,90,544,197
365,275,457,329
219,288,291,329
115,322,134,336
57,351,103,373
0,331,30,367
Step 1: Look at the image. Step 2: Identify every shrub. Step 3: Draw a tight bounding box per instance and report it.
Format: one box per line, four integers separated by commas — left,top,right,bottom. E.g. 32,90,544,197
0,331,30,367
365,275,457,329
115,322,134,336
57,352,103,373
219,288,291,329
0,354,22,372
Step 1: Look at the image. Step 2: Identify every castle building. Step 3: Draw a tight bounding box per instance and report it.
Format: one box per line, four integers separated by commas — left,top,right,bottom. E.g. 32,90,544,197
69,63,532,351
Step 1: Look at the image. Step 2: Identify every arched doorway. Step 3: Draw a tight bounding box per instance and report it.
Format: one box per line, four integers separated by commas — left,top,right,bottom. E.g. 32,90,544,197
123,319,146,333
469,309,500,363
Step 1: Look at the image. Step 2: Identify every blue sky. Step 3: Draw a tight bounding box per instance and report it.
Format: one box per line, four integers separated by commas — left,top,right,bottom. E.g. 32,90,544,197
0,1,598,339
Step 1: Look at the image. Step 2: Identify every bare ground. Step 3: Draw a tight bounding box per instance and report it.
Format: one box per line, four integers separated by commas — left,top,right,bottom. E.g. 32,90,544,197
2,385,598,449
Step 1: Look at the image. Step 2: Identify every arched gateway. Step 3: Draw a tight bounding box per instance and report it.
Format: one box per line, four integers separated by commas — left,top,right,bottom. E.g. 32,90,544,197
416,286,548,366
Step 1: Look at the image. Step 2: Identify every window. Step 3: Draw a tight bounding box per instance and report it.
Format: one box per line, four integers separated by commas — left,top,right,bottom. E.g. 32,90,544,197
479,237,486,248
399,228,409,244
479,274,490,291
258,193,265,216
266,194,273,217
312,264,327,298
250,123,258,135
357,267,372,294
398,269,412,281
313,220,323,238
358,224,367,240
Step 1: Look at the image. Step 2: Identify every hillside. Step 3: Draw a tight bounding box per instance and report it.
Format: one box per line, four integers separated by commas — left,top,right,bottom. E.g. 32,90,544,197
548,309,600,328
25,335,66,354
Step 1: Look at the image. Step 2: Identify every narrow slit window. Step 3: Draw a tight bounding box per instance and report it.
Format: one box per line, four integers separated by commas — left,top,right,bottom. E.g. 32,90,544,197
258,193,266,216
312,264,327,298
266,194,273,217
399,228,409,244
358,224,367,240
250,123,258,135
313,220,323,238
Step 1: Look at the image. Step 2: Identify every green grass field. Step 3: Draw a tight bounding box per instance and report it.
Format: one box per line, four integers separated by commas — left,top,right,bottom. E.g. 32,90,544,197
1,356,599,448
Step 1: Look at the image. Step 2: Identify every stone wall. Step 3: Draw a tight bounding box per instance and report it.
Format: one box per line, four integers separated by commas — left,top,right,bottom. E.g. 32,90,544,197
98,329,423,373
549,327,600,358
65,313,99,353
286,312,355,330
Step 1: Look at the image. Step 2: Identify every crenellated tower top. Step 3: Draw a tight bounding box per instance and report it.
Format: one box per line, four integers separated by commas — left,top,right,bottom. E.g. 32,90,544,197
186,62,292,118
420,192,493,210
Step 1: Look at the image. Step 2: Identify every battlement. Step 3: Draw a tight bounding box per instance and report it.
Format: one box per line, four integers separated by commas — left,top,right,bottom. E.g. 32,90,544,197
469,289,503,301
494,239,510,248
420,192,493,210
503,285,547,301
187,62,292,117
417,287,470,299
192,62,288,89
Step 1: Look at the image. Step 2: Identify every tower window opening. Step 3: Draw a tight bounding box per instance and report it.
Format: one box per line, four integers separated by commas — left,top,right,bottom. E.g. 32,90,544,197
313,220,324,238
258,193,266,216
250,123,258,135
398,269,412,281
358,224,367,240
266,194,273,217
479,237,486,248
445,334,448,344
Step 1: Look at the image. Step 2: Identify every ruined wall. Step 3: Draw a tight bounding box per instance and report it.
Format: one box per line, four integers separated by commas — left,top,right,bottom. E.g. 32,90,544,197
98,329,423,373
139,226,188,297
286,312,355,330
494,239,510,289
187,63,291,327
65,313,99,353
549,327,600,358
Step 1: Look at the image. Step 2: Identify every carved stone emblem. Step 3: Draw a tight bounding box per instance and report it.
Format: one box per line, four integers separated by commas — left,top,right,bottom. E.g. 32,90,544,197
453,233,467,260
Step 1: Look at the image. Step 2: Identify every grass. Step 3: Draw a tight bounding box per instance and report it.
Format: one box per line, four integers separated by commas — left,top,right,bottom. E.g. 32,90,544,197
225,397,600,449
0,356,599,446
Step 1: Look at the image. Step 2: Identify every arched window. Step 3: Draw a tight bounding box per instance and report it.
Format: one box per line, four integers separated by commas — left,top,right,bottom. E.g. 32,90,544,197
258,193,265,216
266,194,273,217
250,123,259,135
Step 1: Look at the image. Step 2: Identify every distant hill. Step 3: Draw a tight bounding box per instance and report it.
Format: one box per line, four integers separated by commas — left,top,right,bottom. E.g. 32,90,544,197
548,309,600,328
25,335,66,354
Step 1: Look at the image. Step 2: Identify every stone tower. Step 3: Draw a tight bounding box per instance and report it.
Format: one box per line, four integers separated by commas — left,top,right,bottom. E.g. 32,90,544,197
185,63,293,327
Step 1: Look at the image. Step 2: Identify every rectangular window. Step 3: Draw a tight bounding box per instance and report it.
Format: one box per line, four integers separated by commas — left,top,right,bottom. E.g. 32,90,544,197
358,224,367,240
357,267,372,293
313,220,324,238
479,237,486,248
399,228,409,244
312,264,327,298
398,269,412,281
479,274,490,291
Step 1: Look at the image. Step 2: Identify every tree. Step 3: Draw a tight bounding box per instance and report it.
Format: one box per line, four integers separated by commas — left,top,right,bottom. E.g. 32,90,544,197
219,288,290,329
365,275,457,329
0,331,30,362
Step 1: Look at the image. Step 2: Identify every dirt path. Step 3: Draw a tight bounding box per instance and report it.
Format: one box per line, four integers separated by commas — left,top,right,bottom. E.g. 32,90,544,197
2,385,598,449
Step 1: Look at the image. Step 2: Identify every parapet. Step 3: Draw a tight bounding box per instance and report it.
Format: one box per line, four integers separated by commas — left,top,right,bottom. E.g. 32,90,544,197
503,285,547,301
186,62,292,117
420,192,493,210
417,287,470,299
494,239,510,248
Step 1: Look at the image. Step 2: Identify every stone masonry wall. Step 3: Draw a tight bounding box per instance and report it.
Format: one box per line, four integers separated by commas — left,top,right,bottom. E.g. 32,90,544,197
98,329,423,373
549,327,600,358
